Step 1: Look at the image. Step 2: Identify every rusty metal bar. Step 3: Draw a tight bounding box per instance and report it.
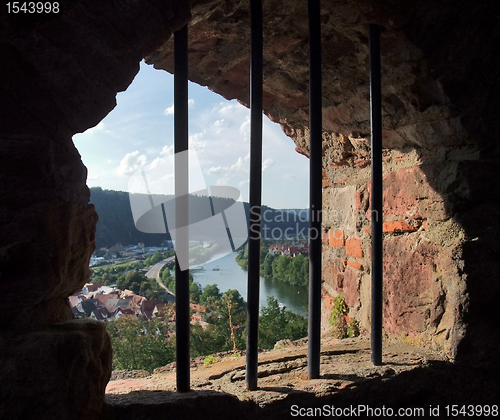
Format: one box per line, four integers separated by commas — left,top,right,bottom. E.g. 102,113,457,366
245,0,263,391
174,24,190,392
369,23,383,366
307,0,323,380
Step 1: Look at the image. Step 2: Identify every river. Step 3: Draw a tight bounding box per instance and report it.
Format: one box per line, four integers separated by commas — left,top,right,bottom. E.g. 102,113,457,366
191,251,308,317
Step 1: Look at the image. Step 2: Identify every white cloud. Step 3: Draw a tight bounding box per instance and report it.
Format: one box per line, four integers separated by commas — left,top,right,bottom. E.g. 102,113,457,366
239,117,250,143
216,176,231,186
207,154,249,175
163,99,195,116
206,153,250,188
206,165,224,175
217,102,242,117
115,150,147,176
229,154,250,173
163,104,175,115
189,131,207,152
262,158,275,171
212,119,226,134
160,145,174,156
206,154,272,185
148,146,174,171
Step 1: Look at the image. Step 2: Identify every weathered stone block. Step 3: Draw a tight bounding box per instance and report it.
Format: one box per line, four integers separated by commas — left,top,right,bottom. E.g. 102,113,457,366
0,135,99,332
0,320,112,420
323,185,357,234
347,261,363,271
328,229,345,248
382,236,456,346
322,257,345,293
343,268,360,308
368,165,454,222
383,221,418,233
345,236,363,258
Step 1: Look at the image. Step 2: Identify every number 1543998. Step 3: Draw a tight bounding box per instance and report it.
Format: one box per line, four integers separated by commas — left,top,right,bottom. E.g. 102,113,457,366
6,2,60,14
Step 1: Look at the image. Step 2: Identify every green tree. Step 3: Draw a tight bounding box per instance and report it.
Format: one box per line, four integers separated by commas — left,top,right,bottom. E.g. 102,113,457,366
190,323,222,357
301,256,309,284
259,296,308,349
106,317,175,373
260,242,269,262
260,253,276,277
125,270,144,284
150,251,163,265
116,274,126,290
235,244,248,270
139,281,152,296
206,289,246,351
288,254,306,286
115,271,154,296
190,286,246,356
190,281,201,304
272,255,291,282
145,290,161,300
161,267,172,283
199,284,222,306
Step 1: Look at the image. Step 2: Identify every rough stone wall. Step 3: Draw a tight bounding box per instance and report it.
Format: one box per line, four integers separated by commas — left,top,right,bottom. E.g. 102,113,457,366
0,1,190,419
320,156,470,358
147,0,500,361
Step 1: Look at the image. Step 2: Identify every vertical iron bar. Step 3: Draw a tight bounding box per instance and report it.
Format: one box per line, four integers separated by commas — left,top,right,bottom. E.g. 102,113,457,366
174,24,190,392
369,23,383,366
307,0,322,380
245,0,263,391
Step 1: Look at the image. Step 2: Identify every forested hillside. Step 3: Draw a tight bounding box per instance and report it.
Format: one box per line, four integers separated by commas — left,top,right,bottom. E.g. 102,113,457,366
89,187,166,249
90,187,308,249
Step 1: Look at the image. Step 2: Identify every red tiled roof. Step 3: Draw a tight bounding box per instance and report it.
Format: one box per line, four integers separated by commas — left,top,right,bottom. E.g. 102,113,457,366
104,306,119,315
141,299,168,320
94,294,111,306
86,283,103,292
141,300,156,312
121,308,136,315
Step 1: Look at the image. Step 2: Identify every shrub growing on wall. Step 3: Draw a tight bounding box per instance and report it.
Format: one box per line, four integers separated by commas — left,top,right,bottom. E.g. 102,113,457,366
329,294,360,339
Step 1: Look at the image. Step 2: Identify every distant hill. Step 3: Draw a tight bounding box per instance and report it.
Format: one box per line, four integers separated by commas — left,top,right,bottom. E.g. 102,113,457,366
90,187,166,249
89,187,309,249
278,209,310,221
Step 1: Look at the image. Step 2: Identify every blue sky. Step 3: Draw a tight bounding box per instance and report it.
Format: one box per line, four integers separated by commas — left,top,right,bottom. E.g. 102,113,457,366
73,61,309,209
